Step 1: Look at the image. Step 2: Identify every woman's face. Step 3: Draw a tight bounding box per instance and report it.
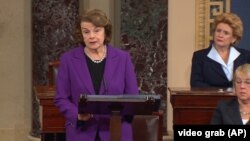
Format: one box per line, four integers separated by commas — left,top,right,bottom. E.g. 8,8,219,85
234,72,250,102
81,21,105,50
213,23,236,48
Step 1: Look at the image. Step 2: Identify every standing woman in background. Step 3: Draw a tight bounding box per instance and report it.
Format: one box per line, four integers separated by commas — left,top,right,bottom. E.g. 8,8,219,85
190,13,250,88
54,9,139,141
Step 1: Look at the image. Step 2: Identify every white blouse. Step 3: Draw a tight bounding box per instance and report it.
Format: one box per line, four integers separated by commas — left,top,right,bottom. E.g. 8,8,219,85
207,45,240,81
242,119,249,125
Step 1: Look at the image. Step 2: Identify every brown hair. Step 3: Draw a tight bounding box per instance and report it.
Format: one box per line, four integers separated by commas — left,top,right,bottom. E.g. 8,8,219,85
75,9,112,46
212,13,243,45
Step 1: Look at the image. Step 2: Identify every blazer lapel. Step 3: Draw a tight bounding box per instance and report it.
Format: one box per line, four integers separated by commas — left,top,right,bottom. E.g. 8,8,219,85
72,48,95,94
99,45,119,95
206,55,228,80
227,99,242,124
233,54,245,71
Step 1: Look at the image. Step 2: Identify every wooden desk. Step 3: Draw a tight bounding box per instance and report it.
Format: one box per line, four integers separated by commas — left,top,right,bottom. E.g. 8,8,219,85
168,87,235,125
34,85,65,141
35,85,163,141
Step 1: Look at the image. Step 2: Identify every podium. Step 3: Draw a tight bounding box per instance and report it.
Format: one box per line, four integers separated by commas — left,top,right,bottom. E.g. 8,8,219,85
34,85,163,141
78,94,161,141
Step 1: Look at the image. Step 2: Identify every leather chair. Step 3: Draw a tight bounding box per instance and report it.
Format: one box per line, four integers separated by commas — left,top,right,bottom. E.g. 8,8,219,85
47,60,163,141
132,112,163,141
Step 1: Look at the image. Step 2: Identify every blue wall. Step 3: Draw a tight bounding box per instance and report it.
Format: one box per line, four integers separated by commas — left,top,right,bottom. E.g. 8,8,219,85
231,0,250,50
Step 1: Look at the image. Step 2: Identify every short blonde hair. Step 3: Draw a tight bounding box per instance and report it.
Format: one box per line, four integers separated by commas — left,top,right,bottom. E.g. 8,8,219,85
234,64,250,84
212,13,243,45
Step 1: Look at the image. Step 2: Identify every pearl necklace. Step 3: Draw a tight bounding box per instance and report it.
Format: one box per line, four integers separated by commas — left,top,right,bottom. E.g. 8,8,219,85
84,46,106,64
240,111,250,115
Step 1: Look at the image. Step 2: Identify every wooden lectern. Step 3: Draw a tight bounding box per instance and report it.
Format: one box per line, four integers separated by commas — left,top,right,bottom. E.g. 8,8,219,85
78,94,161,141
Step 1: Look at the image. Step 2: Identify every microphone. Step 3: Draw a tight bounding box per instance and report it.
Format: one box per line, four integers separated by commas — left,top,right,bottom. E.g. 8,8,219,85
103,78,108,95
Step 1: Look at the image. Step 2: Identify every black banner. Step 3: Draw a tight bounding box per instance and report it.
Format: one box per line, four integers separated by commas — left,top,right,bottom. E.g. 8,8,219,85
174,125,250,140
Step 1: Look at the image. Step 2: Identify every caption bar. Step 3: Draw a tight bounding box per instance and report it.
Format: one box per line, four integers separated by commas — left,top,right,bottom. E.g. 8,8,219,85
174,125,250,140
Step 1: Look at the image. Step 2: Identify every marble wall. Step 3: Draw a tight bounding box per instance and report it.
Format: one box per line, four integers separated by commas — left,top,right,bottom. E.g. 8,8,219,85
31,0,79,137
120,0,168,132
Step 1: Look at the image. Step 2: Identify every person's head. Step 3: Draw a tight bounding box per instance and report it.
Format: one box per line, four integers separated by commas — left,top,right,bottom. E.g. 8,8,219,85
234,64,250,102
212,13,243,47
76,9,112,48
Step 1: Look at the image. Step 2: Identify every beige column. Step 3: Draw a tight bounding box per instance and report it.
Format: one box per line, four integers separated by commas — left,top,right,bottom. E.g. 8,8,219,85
0,0,32,141
167,0,196,135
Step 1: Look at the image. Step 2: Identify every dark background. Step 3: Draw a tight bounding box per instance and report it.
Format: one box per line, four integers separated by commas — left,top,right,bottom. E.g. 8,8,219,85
231,0,250,50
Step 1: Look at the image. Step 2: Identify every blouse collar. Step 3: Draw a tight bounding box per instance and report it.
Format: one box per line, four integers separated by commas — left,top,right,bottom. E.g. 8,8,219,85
207,45,240,67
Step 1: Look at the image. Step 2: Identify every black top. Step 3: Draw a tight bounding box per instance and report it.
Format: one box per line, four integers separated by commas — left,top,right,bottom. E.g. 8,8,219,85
85,56,106,94
210,98,247,125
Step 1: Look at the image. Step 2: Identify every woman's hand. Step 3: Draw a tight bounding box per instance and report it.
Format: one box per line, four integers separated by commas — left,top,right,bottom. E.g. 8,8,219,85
78,113,93,121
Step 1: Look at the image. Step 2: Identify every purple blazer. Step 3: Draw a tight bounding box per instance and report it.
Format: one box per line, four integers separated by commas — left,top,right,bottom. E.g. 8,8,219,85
54,44,139,141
